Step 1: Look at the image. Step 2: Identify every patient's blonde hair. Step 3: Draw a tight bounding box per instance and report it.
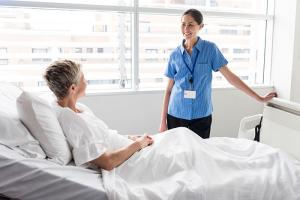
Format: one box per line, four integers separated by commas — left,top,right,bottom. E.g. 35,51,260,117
44,59,81,100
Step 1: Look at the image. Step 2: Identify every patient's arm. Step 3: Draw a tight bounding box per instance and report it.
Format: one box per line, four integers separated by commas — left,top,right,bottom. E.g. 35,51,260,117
91,135,153,171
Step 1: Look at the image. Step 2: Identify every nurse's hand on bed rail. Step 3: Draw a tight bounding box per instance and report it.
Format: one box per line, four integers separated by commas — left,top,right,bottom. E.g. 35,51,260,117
258,92,277,102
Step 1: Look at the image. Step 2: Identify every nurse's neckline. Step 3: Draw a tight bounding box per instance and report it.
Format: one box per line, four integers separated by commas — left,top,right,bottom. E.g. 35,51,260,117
184,37,199,54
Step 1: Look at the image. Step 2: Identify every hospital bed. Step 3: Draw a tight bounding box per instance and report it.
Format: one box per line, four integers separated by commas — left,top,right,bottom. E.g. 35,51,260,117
239,97,300,161
0,83,300,199
0,144,107,200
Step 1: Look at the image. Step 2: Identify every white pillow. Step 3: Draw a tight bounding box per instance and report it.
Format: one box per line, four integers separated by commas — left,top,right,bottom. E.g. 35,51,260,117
0,82,46,159
16,91,72,165
0,111,46,159
0,82,23,117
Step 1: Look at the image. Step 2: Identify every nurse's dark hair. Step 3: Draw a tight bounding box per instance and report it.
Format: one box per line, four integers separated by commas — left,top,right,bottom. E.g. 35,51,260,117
43,59,81,100
182,9,203,25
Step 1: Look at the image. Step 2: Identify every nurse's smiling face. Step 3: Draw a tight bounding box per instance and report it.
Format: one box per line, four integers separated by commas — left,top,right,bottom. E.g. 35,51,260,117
181,14,203,40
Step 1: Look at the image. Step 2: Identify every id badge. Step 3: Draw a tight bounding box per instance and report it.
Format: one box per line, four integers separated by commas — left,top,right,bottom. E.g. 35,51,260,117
184,90,196,99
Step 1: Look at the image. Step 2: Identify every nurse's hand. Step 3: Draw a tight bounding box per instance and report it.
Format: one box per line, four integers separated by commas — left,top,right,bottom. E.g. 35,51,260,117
159,121,167,133
258,92,277,102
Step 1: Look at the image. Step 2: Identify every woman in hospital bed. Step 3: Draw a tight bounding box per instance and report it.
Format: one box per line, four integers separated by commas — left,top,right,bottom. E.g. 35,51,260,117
44,59,300,200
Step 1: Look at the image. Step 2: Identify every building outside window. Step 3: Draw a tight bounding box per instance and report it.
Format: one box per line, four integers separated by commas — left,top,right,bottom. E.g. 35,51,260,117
0,59,8,65
0,48,7,53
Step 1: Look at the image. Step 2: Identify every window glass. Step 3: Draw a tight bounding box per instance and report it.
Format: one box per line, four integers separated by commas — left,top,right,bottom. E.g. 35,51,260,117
0,7,132,91
203,18,266,85
139,14,181,89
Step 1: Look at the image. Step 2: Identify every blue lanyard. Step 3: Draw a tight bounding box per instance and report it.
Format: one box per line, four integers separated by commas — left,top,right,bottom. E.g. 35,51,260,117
182,49,199,85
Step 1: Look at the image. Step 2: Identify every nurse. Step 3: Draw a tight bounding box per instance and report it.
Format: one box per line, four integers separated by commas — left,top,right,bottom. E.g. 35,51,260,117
159,9,276,138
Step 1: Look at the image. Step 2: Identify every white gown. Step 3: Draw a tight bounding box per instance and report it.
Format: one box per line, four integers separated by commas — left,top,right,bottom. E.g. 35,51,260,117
53,102,132,166
54,103,300,200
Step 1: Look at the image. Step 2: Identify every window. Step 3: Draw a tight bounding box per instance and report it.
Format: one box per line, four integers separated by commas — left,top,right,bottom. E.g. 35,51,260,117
87,48,93,53
0,59,8,65
139,14,181,88
32,58,52,63
74,48,83,54
0,0,274,91
0,48,7,53
233,48,250,54
219,29,238,35
0,48,8,65
32,48,48,53
203,18,267,85
97,48,104,53
0,6,132,91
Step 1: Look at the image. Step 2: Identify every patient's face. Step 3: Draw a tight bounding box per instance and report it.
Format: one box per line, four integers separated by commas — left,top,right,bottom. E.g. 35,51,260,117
76,72,87,98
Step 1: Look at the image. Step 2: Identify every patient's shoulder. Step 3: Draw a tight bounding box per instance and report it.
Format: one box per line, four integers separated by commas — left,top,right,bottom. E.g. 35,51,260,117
76,102,92,114
51,101,74,118
51,101,91,118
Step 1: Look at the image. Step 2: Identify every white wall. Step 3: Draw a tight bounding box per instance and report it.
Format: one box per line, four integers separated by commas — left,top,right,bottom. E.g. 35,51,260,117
211,87,272,137
290,0,300,103
272,0,300,103
79,87,272,138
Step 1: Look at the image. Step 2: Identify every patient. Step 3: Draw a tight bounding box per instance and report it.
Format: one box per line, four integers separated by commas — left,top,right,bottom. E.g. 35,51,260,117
44,59,300,200
44,59,153,170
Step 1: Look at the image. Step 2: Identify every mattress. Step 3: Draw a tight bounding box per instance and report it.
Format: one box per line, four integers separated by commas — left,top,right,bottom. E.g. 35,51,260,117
0,144,107,200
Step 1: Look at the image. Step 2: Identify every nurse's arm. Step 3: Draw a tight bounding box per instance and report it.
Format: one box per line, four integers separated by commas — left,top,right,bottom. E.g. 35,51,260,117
159,78,174,132
90,135,153,171
219,65,276,102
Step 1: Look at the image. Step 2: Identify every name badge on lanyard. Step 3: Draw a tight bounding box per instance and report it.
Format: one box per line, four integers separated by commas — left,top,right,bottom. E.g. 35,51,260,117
184,90,196,99
182,49,199,99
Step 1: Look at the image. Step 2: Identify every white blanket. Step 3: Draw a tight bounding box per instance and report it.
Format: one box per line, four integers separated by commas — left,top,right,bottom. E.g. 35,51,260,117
102,127,300,200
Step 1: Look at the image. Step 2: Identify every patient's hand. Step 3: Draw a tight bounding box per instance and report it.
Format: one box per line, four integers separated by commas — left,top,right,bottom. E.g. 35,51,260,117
136,135,154,150
128,135,142,141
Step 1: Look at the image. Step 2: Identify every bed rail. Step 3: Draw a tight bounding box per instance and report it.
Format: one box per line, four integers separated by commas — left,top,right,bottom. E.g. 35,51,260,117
260,98,300,161
267,98,300,116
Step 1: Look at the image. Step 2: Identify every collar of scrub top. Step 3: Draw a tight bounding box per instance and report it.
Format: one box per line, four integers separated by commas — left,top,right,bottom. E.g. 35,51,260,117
180,36,201,85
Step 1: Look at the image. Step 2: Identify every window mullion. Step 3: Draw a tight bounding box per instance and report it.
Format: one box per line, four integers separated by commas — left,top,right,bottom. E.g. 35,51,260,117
264,0,275,85
132,0,139,90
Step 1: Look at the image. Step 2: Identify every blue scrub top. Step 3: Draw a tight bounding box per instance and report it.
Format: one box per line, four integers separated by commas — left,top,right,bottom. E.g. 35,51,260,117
164,37,228,120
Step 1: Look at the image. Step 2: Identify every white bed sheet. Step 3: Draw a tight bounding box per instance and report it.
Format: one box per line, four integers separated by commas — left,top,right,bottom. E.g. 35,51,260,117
103,128,300,200
0,144,107,200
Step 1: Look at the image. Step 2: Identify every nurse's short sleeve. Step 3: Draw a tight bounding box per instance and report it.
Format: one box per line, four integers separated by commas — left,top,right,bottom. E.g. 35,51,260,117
58,109,107,166
210,43,228,72
164,53,177,79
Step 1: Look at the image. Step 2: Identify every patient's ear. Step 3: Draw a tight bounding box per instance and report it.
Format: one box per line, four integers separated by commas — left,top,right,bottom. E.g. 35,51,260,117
69,84,77,94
